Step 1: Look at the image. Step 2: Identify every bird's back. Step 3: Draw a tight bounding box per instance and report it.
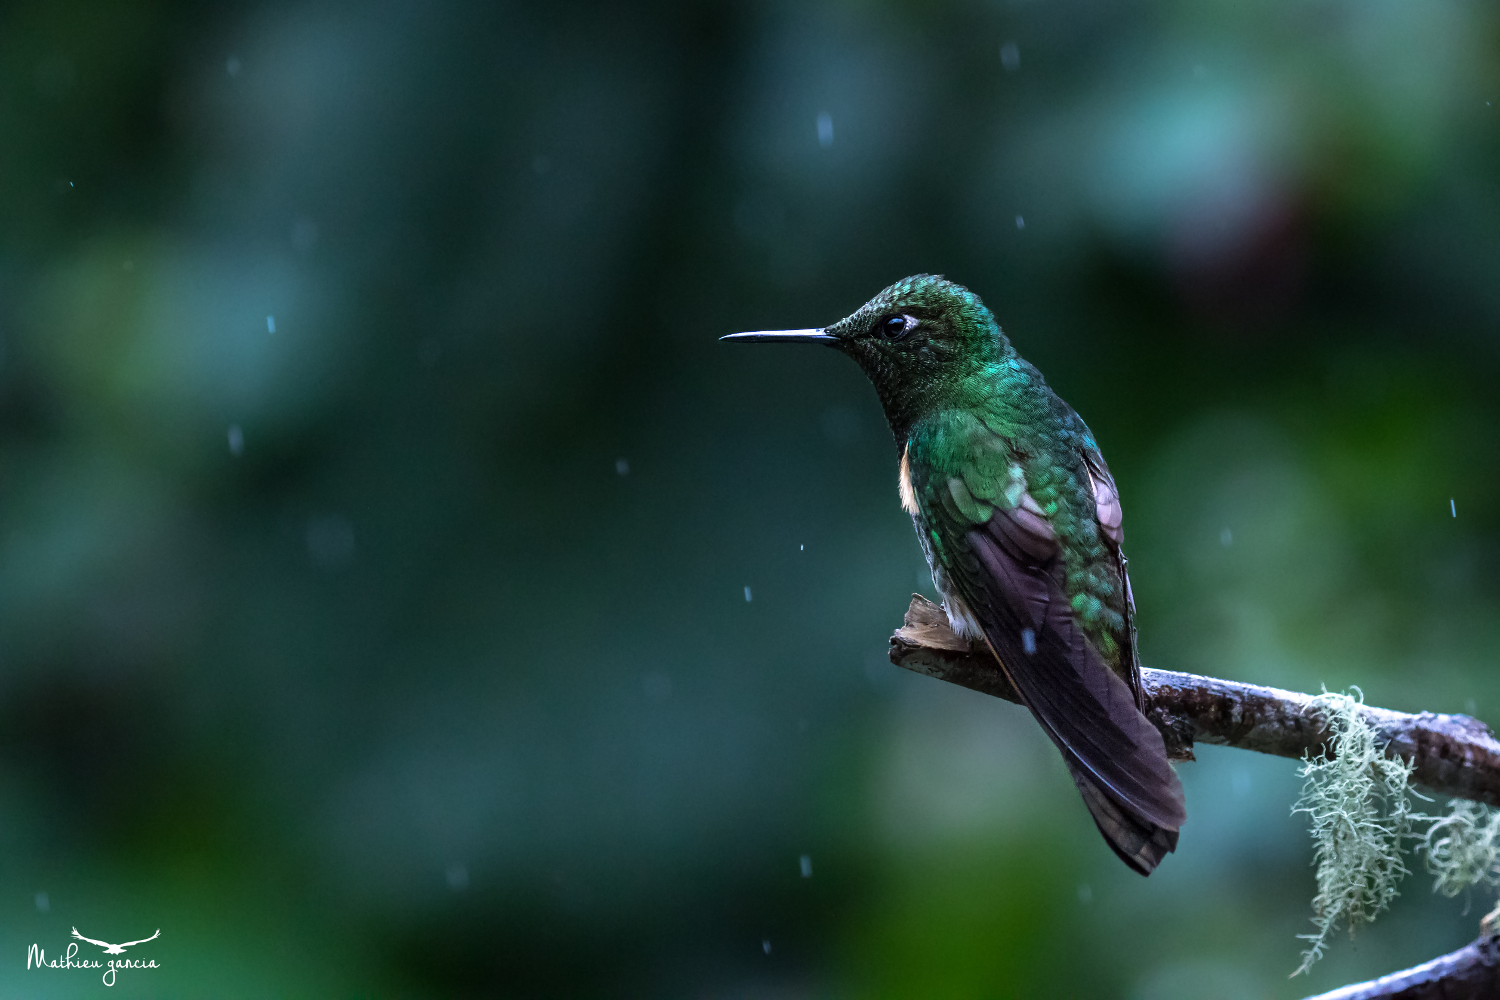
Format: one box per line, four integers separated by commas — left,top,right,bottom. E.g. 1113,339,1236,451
904,364,1182,873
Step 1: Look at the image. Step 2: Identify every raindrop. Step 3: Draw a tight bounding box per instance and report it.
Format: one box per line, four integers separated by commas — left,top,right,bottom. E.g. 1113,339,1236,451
744,586,753,602
35,891,49,913
762,940,772,954
226,56,242,77
1000,41,1020,72
266,315,276,334
816,112,833,148
799,855,813,878
446,863,469,891
1015,215,1025,230
1451,498,1457,518
616,458,629,476
1021,628,1036,654
1220,528,1233,546
799,543,804,551
1077,883,1092,904
227,424,244,456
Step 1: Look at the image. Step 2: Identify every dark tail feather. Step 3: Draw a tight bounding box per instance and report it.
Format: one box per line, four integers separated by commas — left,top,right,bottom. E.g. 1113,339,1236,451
1065,757,1178,876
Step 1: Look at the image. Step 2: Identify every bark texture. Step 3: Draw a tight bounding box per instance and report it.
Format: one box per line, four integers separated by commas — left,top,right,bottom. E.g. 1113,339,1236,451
1299,934,1500,1000
889,595,1500,808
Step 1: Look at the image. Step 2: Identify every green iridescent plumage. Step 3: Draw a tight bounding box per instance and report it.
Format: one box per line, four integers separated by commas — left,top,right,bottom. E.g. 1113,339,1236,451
904,390,1127,660
727,275,1186,874
821,275,1132,670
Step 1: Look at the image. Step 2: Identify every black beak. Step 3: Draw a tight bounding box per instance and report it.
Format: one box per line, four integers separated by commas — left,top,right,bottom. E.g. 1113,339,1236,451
720,328,838,344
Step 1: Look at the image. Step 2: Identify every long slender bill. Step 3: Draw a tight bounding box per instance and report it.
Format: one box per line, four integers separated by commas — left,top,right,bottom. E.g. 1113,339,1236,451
720,329,837,343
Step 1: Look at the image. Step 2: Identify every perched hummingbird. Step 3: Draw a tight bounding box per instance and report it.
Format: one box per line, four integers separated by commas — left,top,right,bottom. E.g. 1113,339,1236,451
724,275,1185,874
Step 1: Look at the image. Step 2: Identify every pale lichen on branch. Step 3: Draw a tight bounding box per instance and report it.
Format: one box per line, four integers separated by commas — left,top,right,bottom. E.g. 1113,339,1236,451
887,594,1500,996
1290,689,1417,977
889,595,1500,805
1421,798,1500,900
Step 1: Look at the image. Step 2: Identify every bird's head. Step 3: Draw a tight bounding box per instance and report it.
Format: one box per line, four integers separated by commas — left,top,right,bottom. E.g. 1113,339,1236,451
723,275,1014,444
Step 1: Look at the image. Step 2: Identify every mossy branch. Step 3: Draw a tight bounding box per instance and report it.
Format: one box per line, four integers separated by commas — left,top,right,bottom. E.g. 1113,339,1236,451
888,594,1500,999
1290,690,1418,976
889,595,1500,807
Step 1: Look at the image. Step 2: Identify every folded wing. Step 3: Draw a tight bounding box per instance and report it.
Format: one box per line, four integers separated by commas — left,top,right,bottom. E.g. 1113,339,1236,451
930,445,1185,873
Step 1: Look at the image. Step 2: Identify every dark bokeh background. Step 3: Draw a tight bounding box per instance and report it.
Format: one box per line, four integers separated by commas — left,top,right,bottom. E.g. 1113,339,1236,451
3,1,1499,996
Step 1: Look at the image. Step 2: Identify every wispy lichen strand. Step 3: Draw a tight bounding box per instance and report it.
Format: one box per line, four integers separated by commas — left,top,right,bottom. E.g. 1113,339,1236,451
1288,692,1500,976
1291,688,1416,977
1420,798,1500,899
890,604,1500,981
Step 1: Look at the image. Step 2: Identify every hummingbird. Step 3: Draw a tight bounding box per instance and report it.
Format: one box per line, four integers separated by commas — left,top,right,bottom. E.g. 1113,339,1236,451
724,275,1185,874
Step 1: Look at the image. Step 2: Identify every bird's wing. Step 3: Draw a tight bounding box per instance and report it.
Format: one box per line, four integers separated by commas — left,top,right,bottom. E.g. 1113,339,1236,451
118,930,160,949
912,413,1185,873
1078,444,1144,710
71,928,112,948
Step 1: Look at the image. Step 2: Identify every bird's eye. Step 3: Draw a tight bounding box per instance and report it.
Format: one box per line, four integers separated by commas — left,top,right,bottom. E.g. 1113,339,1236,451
881,316,909,340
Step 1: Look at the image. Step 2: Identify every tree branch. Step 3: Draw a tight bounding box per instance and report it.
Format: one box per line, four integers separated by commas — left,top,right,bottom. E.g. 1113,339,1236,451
888,594,1500,809
889,593,1500,999
1298,933,1500,1000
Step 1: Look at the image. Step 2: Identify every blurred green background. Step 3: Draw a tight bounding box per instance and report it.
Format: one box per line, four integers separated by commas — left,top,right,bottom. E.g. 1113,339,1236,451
2,0,1498,996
